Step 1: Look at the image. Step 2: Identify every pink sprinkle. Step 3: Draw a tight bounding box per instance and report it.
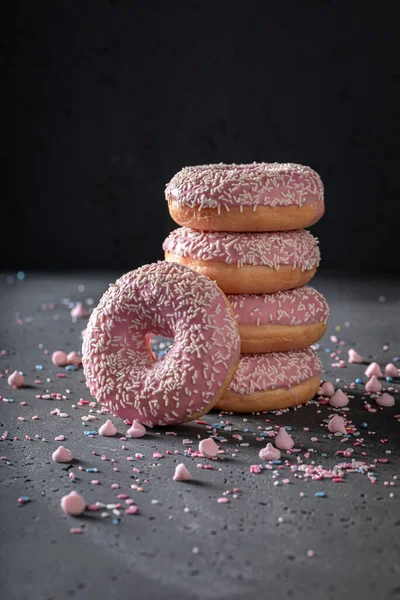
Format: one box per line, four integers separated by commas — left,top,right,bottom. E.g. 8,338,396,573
87,504,100,511
125,505,138,515
69,528,83,534
153,452,163,459
17,417,25,421
250,464,262,474
55,435,65,441
282,478,291,484
217,497,229,504
91,480,100,485
111,483,120,489
311,437,318,442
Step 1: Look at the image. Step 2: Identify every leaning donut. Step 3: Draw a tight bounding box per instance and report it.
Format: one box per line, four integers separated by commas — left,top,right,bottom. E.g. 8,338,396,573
216,349,322,413
165,163,324,232
82,262,240,426
228,287,329,353
163,228,320,294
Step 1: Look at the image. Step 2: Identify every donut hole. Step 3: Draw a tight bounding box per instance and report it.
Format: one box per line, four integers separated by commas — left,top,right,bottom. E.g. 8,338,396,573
147,334,174,360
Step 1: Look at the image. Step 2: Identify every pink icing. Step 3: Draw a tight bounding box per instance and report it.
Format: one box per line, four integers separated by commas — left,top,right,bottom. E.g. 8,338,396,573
228,286,329,327
319,381,335,397
365,362,382,378
163,228,320,271
98,419,117,436
328,415,347,434
376,393,395,407
52,351,68,367
82,262,240,427
61,491,86,516
365,376,382,393
385,363,399,378
7,370,24,388
71,302,89,319
259,443,281,460
329,389,349,408
165,163,324,211
348,349,364,364
199,438,219,458
173,463,192,481
52,446,73,462
126,421,147,438
227,348,322,395
275,428,294,450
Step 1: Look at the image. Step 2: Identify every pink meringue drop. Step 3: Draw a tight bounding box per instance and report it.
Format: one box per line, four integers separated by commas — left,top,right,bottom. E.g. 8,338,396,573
60,491,86,516
71,302,89,319
385,363,399,378
274,428,294,450
67,351,82,367
199,438,219,458
259,443,281,461
98,419,117,436
52,350,68,367
126,421,146,438
328,415,347,434
318,381,335,397
52,446,73,463
7,370,24,388
365,376,382,393
348,349,364,364
365,362,382,378
173,463,192,481
329,389,349,408
376,393,395,407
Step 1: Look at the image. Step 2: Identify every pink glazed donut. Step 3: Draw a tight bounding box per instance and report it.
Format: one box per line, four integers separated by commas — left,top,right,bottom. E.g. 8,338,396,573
228,287,329,353
164,228,320,294
216,349,322,413
165,162,324,232
82,262,240,426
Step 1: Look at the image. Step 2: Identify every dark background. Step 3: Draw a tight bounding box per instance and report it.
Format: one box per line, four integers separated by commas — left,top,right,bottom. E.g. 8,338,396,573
2,1,399,274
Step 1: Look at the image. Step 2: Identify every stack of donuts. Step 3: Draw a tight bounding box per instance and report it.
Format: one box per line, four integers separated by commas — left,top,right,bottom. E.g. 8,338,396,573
163,163,329,413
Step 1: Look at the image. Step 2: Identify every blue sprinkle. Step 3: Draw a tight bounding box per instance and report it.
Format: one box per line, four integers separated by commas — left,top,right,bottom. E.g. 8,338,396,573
35,365,44,371
393,357,399,362
112,519,120,525
84,431,98,436
355,378,363,384
314,491,326,498
3,398,14,403
86,468,98,473
321,453,328,457
271,459,282,465
65,365,76,371
324,348,331,353
386,376,393,382
20,496,31,502
243,428,249,433
70,478,78,483
284,426,293,431
17,271,25,280
359,422,369,429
